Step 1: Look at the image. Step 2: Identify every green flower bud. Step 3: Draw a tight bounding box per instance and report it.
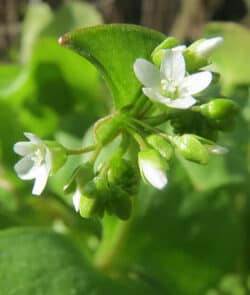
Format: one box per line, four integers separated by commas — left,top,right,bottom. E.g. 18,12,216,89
44,141,67,175
151,37,181,66
138,149,168,190
79,195,105,219
94,113,124,145
107,158,139,196
196,99,239,120
174,134,209,165
106,186,132,220
146,134,174,161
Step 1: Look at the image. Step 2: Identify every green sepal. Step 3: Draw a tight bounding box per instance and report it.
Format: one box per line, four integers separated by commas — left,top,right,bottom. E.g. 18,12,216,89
151,37,180,66
196,98,240,120
94,112,125,145
146,134,174,161
44,141,67,175
106,186,132,220
174,134,209,165
183,49,209,72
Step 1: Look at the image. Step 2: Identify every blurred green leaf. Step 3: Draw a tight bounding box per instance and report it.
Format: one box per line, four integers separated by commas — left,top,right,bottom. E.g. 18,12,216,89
0,228,162,294
60,24,165,108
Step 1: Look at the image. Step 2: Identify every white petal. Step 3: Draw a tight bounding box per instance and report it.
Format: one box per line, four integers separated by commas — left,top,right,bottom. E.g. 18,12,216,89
161,50,185,83
181,71,212,95
32,164,50,195
133,58,161,88
24,132,43,144
14,156,39,180
14,142,35,156
207,145,228,155
196,37,223,57
72,189,81,212
172,45,186,52
164,96,197,109
143,88,195,109
141,160,168,189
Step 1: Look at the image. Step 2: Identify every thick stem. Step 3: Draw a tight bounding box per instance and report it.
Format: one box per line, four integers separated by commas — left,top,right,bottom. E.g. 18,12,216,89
94,215,133,270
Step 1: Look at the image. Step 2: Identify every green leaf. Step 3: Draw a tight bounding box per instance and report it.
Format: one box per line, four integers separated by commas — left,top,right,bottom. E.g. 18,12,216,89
0,228,159,294
204,22,250,92
60,24,165,108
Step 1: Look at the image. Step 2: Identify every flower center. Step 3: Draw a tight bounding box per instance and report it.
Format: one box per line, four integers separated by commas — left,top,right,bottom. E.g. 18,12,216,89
32,146,46,166
160,78,179,98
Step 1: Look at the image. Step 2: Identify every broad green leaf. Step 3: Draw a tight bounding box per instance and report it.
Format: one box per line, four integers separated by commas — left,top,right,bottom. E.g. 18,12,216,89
60,24,165,108
204,22,250,93
0,228,161,294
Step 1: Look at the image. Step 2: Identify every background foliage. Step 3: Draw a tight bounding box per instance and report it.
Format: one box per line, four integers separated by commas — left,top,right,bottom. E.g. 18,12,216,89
0,1,250,294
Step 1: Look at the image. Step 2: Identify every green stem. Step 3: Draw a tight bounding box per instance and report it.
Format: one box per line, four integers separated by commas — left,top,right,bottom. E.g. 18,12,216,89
126,125,148,149
66,145,96,155
130,92,148,117
94,215,133,270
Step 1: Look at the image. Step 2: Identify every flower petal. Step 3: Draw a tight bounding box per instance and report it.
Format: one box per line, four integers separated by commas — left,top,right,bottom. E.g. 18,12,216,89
72,189,81,212
141,160,168,189
14,156,38,180
13,142,35,156
32,164,50,195
24,132,43,144
181,71,212,95
134,58,161,88
164,96,197,109
196,37,223,58
161,50,185,83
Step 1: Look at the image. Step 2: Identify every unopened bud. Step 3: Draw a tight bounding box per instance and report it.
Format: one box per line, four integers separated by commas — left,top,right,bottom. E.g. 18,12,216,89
107,158,139,195
146,134,174,161
174,134,209,165
107,186,132,220
197,99,239,120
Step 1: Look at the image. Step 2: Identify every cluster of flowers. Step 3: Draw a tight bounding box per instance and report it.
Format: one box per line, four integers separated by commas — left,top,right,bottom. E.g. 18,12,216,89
14,35,239,220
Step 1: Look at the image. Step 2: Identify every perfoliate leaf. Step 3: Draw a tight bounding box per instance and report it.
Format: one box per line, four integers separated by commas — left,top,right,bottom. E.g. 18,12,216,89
60,24,165,108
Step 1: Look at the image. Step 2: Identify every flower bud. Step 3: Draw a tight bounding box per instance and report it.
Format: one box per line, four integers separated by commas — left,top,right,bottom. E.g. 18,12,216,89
151,37,181,66
106,186,132,220
184,37,223,72
94,113,124,145
79,194,105,219
146,134,174,161
138,149,168,190
107,158,139,195
174,134,209,165
196,99,239,120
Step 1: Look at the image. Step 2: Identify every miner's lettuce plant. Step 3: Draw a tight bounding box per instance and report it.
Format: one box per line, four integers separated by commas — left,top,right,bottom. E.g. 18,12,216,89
1,4,250,294
14,25,238,220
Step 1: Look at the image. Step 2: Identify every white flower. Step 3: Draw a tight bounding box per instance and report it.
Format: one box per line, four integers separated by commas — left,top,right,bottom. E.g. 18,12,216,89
14,132,51,195
194,37,223,58
138,149,168,190
72,189,81,212
134,49,212,109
